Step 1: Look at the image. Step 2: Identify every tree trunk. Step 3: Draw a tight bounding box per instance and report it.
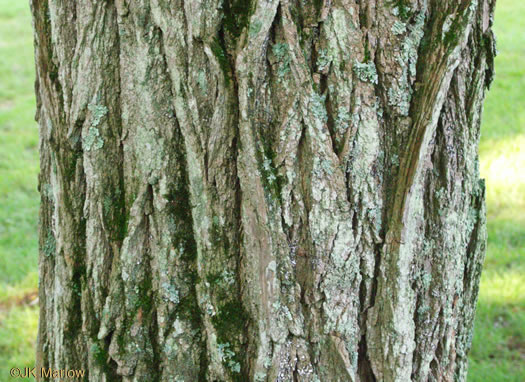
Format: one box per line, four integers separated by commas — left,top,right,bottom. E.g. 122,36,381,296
31,0,495,381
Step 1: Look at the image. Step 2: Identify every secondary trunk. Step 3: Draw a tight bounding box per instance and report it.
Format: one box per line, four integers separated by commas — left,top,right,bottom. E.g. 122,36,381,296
31,0,495,381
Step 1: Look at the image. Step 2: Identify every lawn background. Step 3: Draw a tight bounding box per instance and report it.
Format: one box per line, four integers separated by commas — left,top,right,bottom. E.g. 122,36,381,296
0,0,523,380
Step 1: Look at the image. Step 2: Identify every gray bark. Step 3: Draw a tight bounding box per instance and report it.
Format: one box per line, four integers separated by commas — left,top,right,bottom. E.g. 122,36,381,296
31,0,495,381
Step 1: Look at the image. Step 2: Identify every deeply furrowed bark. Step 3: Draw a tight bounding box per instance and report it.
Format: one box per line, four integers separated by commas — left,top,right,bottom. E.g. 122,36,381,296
32,0,495,381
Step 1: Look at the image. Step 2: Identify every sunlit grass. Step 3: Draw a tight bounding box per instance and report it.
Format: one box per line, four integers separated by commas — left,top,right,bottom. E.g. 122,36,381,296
0,272,38,304
469,270,525,381
0,306,39,379
0,0,39,379
0,0,39,292
481,135,525,215
468,0,525,380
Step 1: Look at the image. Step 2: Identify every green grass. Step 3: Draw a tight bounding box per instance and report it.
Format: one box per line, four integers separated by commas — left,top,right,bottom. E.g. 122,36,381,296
0,306,39,374
0,0,39,287
0,0,39,378
468,0,525,379
0,0,523,380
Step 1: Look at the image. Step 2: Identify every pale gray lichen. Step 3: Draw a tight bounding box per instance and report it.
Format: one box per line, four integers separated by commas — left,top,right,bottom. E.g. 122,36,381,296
388,87,411,116
83,127,104,151
422,239,435,257
162,283,180,304
205,302,216,316
262,157,277,184
386,9,426,118
335,106,350,134
320,159,333,175
399,11,426,78
392,21,407,35
375,97,385,118
435,187,446,201
353,60,378,84
197,70,207,93
442,15,455,36
229,361,241,373
421,272,432,290
88,103,108,127
310,92,328,123
221,269,235,285
317,49,332,72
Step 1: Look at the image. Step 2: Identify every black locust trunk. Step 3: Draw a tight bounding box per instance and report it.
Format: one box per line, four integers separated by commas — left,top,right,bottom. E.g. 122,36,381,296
31,0,495,381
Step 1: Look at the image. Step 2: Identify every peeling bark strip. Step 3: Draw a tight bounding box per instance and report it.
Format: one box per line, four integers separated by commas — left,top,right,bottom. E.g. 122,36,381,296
32,0,495,381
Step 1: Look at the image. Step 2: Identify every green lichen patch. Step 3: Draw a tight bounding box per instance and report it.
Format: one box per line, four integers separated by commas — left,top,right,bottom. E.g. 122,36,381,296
391,154,400,166
272,43,291,82
420,272,432,290
392,20,407,35
317,48,332,72
262,158,277,184
320,158,334,175
43,231,56,257
388,87,411,116
197,70,208,93
310,92,328,123
249,20,262,37
83,127,104,151
162,283,180,304
218,343,241,373
399,11,426,78
88,103,108,127
417,303,430,316
353,60,378,84
335,106,350,135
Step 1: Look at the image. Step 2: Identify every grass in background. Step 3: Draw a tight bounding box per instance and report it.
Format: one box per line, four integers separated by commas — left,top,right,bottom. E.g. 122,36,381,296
0,0,39,378
0,0,522,381
468,0,525,379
